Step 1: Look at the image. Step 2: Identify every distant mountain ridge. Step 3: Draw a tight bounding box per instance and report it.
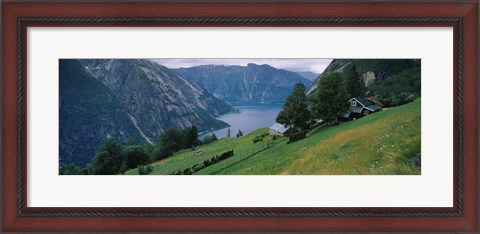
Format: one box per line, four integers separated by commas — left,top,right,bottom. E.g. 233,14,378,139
173,63,313,104
60,59,234,167
296,71,319,81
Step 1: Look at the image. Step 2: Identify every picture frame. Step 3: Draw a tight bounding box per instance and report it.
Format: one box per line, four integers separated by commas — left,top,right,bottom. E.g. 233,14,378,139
1,1,478,232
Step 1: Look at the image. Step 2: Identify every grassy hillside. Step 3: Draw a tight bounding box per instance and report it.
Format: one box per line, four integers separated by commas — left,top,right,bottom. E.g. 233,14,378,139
125,128,285,175
128,99,421,175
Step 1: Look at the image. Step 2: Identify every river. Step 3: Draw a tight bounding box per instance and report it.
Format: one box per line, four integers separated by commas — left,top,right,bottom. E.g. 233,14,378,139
199,104,282,139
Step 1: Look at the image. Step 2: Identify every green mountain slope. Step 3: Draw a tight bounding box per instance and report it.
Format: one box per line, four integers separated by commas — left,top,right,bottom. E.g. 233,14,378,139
128,99,421,175
307,59,421,95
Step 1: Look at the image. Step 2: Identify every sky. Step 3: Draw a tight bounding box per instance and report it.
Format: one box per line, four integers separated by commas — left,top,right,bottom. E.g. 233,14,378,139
151,58,333,74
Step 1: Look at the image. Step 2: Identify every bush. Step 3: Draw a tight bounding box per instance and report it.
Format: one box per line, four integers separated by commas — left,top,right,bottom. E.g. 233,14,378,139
288,132,306,143
253,135,263,143
119,163,128,175
138,165,153,175
87,151,118,175
60,164,82,175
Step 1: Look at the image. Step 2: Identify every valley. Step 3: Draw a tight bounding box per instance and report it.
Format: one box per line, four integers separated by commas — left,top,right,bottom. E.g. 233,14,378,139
59,58,421,175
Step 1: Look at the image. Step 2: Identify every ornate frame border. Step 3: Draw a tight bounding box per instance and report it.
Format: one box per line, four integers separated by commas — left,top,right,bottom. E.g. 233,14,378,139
16,17,463,217
3,0,478,232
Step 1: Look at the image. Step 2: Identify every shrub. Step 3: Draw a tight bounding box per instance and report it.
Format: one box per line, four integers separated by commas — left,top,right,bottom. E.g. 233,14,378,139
119,163,128,175
60,163,82,175
288,132,306,143
138,165,153,175
253,135,263,143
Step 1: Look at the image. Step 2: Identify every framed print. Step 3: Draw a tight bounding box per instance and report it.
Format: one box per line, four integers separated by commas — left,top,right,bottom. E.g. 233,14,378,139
2,1,478,232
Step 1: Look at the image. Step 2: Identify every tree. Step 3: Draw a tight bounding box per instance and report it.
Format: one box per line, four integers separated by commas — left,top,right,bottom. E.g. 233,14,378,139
276,83,311,130
156,127,182,159
236,129,244,137
210,133,218,142
227,128,231,138
88,151,117,175
144,143,156,156
202,133,218,144
60,163,82,175
123,145,151,169
182,125,199,148
87,138,125,175
345,64,366,98
126,138,140,146
311,72,350,122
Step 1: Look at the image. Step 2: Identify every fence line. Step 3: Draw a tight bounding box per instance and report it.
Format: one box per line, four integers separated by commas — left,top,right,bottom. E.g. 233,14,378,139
200,139,287,175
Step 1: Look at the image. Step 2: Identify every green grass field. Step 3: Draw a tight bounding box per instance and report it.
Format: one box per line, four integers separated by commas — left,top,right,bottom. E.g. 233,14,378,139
127,99,421,175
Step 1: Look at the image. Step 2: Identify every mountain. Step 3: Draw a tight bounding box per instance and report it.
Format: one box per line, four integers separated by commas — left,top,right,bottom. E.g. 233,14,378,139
296,71,319,81
60,59,234,167
307,59,421,95
60,59,144,167
173,63,313,104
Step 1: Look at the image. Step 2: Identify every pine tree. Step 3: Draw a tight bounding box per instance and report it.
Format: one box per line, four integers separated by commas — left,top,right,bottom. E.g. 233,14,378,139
236,129,244,137
276,83,311,130
183,125,199,148
346,64,366,98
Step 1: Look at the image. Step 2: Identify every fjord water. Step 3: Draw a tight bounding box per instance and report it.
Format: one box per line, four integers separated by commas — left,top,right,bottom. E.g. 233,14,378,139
199,104,282,139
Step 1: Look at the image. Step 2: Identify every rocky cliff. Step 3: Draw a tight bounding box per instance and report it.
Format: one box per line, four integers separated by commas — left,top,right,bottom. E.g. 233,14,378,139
60,59,234,167
307,59,421,95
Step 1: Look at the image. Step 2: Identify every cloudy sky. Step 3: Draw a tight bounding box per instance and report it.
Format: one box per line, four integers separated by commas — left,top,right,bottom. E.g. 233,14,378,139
152,58,333,74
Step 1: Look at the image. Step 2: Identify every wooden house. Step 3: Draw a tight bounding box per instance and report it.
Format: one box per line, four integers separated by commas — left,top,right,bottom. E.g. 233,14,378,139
342,97,382,120
269,123,296,137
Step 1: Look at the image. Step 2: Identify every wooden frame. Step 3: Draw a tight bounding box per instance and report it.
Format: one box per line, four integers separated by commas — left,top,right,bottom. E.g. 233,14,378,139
2,1,478,232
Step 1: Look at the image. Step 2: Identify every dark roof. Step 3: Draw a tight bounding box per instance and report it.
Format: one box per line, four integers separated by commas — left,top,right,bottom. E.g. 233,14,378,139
365,105,381,112
365,97,384,107
349,106,363,114
353,96,375,107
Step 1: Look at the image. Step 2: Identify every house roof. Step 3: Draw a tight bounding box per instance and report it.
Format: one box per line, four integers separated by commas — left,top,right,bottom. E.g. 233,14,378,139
270,123,290,133
349,106,363,114
365,105,381,112
365,96,384,107
353,96,375,107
